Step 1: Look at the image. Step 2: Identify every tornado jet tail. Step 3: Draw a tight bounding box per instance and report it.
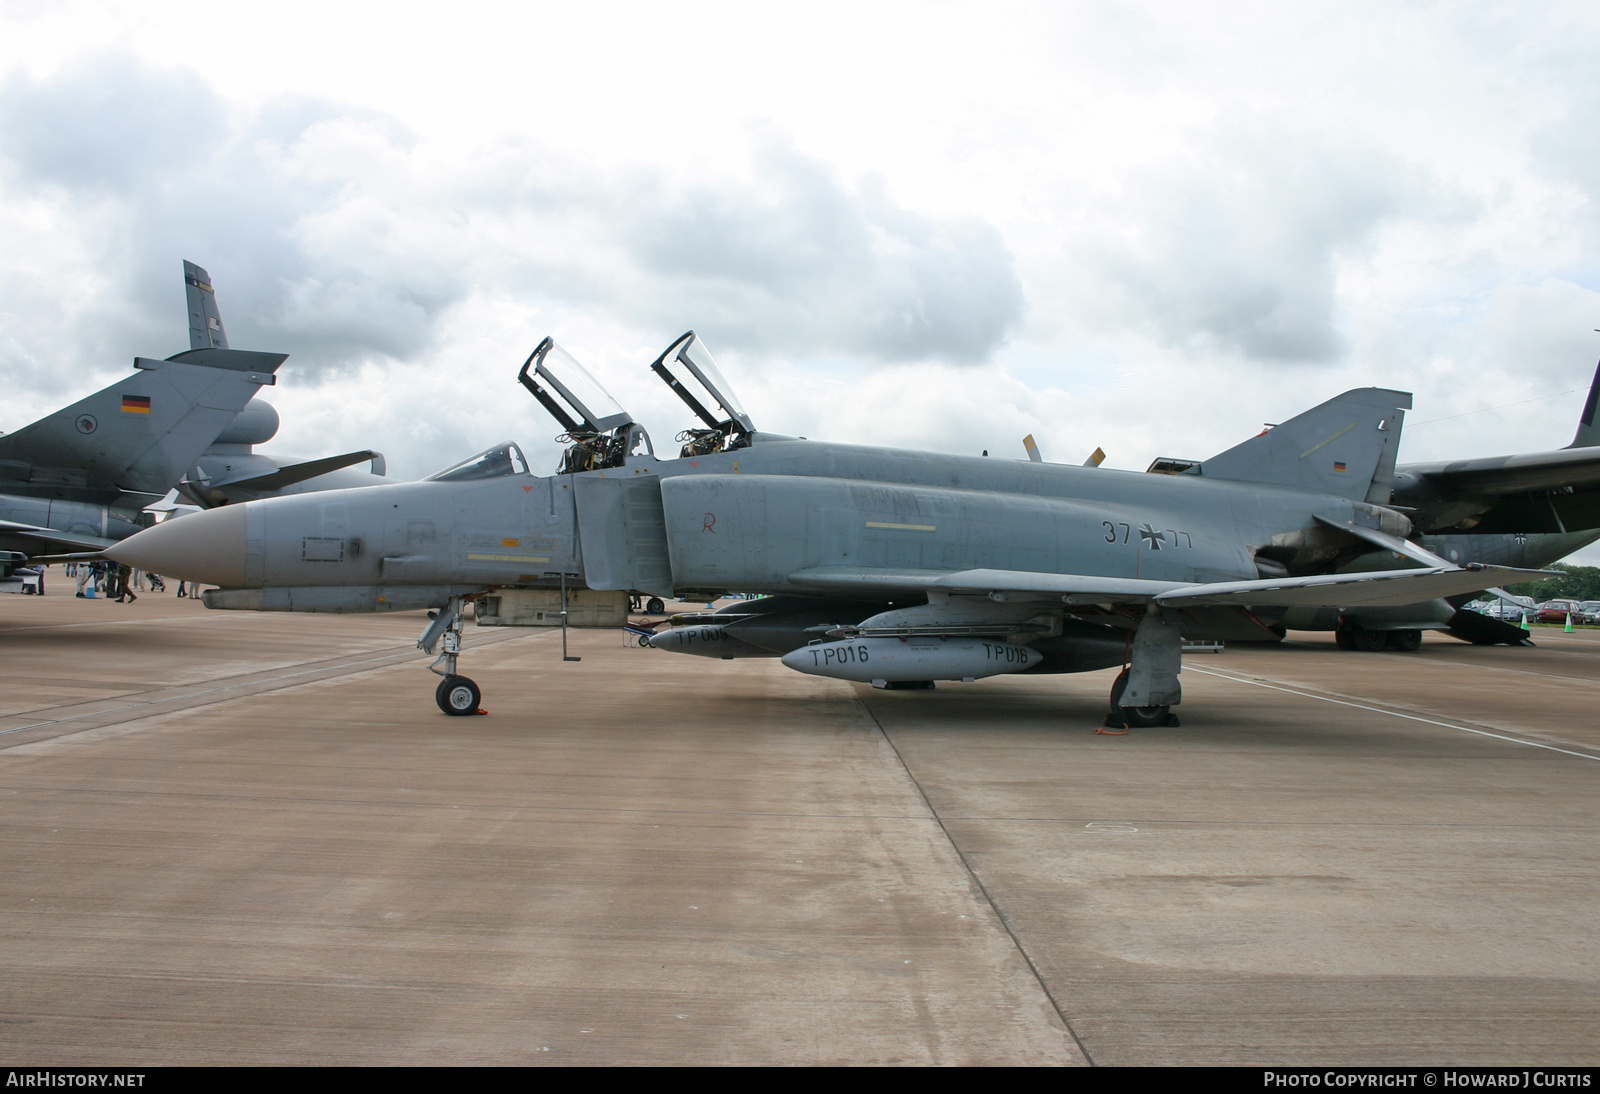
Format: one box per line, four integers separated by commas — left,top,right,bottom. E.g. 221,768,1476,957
1570,356,1599,449
185,260,228,350
1200,387,1412,503
0,348,285,500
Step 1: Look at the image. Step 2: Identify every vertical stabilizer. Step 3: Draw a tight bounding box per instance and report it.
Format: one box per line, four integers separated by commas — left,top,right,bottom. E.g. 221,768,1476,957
1200,387,1412,503
184,260,228,350
1571,356,1600,449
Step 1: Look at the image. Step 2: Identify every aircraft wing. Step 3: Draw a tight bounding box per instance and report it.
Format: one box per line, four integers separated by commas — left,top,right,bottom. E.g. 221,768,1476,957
1151,565,1550,608
788,566,1189,601
0,519,116,555
1402,445,1600,496
788,563,1548,609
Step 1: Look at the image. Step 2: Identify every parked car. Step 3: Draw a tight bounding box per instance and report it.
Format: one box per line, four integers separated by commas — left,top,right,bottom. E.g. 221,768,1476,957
1579,601,1600,625
1484,597,1535,621
1536,599,1583,623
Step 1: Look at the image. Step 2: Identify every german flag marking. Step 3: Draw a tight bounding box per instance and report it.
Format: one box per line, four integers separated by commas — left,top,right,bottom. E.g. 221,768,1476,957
121,395,151,414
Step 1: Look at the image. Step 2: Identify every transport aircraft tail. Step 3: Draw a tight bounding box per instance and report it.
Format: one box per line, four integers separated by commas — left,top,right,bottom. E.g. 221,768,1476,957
1200,387,1412,504
185,260,228,350
1571,356,1600,449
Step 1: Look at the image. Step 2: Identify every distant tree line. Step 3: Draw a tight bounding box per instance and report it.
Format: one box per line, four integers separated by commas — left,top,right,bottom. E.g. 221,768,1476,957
1504,564,1600,602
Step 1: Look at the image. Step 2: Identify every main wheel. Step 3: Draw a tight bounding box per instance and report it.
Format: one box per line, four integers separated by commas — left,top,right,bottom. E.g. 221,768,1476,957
645,597,665,614
1385,629,1423,652
436,675,482,716
1350,628,1387,652
1338,626,1386,652
1109,669,1171,729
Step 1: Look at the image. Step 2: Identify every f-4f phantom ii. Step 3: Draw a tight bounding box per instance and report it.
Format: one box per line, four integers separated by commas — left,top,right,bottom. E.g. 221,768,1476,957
108,332,1555,726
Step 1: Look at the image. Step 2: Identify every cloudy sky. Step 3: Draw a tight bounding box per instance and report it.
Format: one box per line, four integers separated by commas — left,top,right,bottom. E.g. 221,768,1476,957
3,2,1599,562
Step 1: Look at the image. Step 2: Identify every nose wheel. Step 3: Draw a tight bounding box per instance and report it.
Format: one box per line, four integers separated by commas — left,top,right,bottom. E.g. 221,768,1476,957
420,595,486,715
435,675,482,716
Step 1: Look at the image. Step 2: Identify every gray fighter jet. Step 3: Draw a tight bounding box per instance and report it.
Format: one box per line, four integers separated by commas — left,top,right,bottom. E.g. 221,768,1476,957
107,332,1548,724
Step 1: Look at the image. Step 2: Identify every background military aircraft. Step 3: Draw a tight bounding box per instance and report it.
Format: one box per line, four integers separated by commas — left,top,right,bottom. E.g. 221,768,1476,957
0,261,399,587
1391,355,1600,536
0,294,285,561
107,332,1545,724
1115,358,1600,650
174,260,396,509
1268,356,1600,648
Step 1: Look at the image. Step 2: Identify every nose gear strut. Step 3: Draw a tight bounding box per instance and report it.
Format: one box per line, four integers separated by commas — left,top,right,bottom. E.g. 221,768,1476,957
421,594,485,716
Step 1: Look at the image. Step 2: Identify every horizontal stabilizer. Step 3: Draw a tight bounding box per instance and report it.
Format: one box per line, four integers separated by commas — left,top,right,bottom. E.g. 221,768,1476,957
1313,514,1451,568
212,450,379,493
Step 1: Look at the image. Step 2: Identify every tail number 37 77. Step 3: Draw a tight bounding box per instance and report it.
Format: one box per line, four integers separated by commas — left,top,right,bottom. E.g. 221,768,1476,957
1103,521,1192,550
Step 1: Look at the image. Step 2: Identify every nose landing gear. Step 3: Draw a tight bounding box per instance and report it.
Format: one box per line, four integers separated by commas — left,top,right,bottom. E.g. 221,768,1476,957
435,675,482,715
421,595,484,716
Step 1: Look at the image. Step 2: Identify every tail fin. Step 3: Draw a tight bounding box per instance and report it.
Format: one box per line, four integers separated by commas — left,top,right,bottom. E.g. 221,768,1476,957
1570,356,1599,449
184,260,228,350
1200,387,1412,503
0,350,284,499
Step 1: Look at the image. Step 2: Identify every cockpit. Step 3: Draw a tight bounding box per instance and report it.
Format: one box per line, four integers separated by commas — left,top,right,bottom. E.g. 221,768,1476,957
517,338,651,474
513,330,760,470
425,441,531,482
648,331,755,457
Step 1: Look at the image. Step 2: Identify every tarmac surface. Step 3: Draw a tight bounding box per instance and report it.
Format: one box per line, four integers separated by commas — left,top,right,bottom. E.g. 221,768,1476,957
1,590,1597,1065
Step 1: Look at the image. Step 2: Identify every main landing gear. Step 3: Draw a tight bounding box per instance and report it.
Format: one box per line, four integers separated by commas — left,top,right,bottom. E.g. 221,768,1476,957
1334,625,1422,652
1104,607,1184,730
421,595,484,716
1108,669,1180,729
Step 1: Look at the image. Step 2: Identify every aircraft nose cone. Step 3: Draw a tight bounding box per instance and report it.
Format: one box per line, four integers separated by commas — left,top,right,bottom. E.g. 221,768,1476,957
105,505,248,587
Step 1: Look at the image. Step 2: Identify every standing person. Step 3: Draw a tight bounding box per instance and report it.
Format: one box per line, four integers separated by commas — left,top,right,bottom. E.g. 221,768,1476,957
176,578,187,598
113,562,137,603
75,563,91,597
